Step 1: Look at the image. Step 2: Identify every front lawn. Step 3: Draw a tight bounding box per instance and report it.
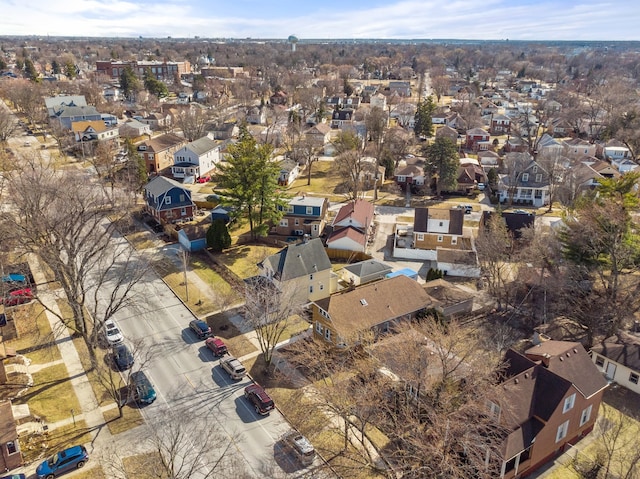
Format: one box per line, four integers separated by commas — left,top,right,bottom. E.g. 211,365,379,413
6,302,62,365
217,244,281,279
20,420,92,464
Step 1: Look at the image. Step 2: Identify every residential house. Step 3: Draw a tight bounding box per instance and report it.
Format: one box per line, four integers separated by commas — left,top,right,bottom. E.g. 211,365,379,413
537,133,564,157
496,341,608,479
548,117,574,138
331,109,354,129
562,138,596,159
478,150,501,172
51,105,102,130
490,114,511,135
312,275,432,346
138,133,187,174
456,162,486,193
423,278,474,318
208,122,239,140
258,238,334,304
479,99,500,116
339,260,393,287
480,211,536,240
388,81,411,97
498,159,551,207
435,125,458,142
140,112,171,130
45,94,87,116
246,106,266,125
413,207,464,251
270,90,288,106
394,164,425,189
604,143,632,163
71,120,119,143
278,158,301,186
567,158,620,193
303,123,331,149
591,333,640,394
326,199,374,253
370,93,387,110
119,119,152,138
465,128,491,151
446,112,467,131
143,176,195,224
0,401,22,471
390,102,416,128
273,195,329,239
172,135,220,180
611,157,639,174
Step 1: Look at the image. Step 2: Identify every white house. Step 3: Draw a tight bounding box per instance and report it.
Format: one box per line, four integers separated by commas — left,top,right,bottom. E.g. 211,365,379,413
172,135,220,179
591,333,640,395
603,145,631,162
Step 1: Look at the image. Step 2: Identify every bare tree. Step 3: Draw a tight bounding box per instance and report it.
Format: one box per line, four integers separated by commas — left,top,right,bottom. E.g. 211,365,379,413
0,104,18,143
332,131,372,201
243,277,304,368
0,157,149,364
174,106,210,142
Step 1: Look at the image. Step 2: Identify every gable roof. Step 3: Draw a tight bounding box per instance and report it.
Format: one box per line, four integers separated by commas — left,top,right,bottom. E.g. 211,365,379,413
591,334,640,372
71,120,109,134
54,105,100,118
144,175,191,198
314,275,433,339
143,133,185,153
481,211,535,239
414,208,464,235
306,123,331,135
261,238,331,282
326,225,367,248
332,199,374,228
342,259,393,278
185,136,218,156
423,278,474,306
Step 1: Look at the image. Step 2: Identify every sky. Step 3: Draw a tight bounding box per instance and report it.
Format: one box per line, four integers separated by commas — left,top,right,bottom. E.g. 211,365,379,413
1,0,639,41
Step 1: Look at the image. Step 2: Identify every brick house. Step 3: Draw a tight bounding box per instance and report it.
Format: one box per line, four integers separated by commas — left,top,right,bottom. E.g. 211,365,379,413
138,133,187,174
143,176,195,224
495,341,608,478
0,401,21,471
465,127,491,151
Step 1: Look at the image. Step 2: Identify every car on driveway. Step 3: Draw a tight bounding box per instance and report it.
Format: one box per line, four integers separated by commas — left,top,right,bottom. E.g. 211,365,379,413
244,383,275,415
104,319,124,345
1,288,33,306
220,356,246,380
112,343,134,371
205,337,228,356
189,319,211,339
456,204,473,214
196,175,211,183
36,445,89,478
129,371,157,404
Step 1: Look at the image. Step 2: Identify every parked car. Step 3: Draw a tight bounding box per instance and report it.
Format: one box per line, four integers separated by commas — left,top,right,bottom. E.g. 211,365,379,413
104,319,124,345
0,474,26,479
456,204,472,214
244,383,275,415
129,371,157,404
220,356,246,380
36,445,89,478
205,337,228,356
282,430,316,466
189,319,211,339
1,273,26,284
112,343,134,371
196,175,211,183
1,288,33,306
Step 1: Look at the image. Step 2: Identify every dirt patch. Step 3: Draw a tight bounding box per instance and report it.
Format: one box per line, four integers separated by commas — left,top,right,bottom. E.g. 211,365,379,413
603,384,640,421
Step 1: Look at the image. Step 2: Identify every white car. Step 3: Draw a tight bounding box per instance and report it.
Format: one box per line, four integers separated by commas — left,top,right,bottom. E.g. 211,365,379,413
104,319,124,345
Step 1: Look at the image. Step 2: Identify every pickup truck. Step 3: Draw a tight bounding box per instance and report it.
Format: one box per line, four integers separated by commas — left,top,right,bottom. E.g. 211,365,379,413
220,356,246,380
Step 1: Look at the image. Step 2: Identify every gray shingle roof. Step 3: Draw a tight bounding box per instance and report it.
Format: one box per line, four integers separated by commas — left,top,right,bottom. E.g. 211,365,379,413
262,238,331,282
186,136,218,156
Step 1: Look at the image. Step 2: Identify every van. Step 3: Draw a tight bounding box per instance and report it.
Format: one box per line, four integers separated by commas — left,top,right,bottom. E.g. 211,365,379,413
282,431,316,465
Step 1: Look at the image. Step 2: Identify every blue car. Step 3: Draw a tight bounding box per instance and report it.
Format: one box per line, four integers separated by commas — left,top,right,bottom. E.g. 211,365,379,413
129,371,157,404
36,445,88,478
1,274,25,284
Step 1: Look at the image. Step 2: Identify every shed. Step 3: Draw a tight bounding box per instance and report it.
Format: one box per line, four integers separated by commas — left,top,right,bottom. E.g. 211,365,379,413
177,224,209,252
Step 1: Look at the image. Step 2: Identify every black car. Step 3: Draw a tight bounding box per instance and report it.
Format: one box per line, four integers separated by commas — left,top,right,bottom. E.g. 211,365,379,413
112,343,134,371
189,319,211,339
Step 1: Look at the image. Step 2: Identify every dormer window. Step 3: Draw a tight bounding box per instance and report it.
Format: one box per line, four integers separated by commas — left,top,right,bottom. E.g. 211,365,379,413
165,197,171,205
522,173,529,182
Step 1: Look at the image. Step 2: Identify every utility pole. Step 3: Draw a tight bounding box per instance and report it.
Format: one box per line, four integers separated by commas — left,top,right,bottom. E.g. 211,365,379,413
178,247,189,302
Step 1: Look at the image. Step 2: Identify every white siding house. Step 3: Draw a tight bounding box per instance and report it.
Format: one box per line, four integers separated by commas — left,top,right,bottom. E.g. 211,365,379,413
172,135,220,179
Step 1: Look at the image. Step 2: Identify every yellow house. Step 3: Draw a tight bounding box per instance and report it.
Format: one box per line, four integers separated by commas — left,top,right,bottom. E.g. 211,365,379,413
312,275,434,347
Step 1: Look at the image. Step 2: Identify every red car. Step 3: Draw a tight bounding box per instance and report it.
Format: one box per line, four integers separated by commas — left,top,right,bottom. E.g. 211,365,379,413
196,175,211,183
2,288,33,306
205,337,228,356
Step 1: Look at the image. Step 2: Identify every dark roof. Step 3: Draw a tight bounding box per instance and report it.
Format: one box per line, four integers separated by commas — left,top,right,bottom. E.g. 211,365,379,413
481,211,535,239
423,279,474,306
261,238,331,281
0,400,17,443
414,208,464,235
591,334,640,372
343,260,393,278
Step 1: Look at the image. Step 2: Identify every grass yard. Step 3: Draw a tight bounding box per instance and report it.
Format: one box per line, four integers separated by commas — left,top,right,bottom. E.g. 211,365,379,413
15,363,82,423
123,452,169,479
286,160,344,201
125,231,157,250
218,244,281,279
206,312,257,358
20,420,93,464
104,404,145,435
7,302,62,365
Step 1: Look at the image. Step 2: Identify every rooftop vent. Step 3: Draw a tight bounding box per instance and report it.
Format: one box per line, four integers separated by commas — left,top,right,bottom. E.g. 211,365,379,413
360,299,368,306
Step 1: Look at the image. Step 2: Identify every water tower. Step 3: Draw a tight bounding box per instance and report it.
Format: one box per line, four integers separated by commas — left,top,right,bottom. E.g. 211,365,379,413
288,35,298,52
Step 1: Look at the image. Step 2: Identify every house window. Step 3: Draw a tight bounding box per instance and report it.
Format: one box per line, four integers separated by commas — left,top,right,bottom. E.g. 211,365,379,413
535,189,543,199
451,236,457,245
279,219,288,227
416,233,424,241
315,322,323,334
522,173,529,182
325,328,331,341
563,393,576,413
533,166,538,173
309,285,314,294
295,219,300,226
580,405,593,427
556,420,569,442
313,225,318,231
437,235,443,242
179,194,185,201
165,197,171,204
630,372,639,385
439,222,444,227
535,174,542,182
180,207,186,216
306,207,313,215
320,283,324,290
6,441,18,455
287,205,294,213
595,355,605,367
309,274,314,280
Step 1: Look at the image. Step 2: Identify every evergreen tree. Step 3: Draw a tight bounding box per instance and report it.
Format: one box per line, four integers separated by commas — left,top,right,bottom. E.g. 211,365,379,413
120,65,139,101
51,60,60,74
423,136,459,197
24,59,38,81
64,61,77,79
143,68,168,98
343,78,354,96
414,95,437,138
217,127,285,240
207,219,231,252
